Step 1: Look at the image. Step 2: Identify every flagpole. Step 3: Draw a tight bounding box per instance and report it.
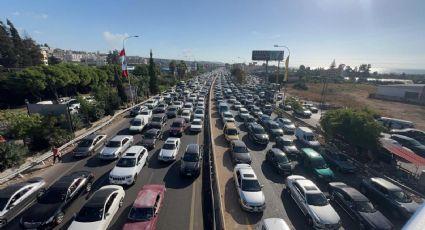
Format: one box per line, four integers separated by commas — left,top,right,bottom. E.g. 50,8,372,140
274,44,290,101
122,35,140,105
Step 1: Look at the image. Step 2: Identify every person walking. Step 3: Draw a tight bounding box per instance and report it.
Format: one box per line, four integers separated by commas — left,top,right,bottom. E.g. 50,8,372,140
52,146,61,164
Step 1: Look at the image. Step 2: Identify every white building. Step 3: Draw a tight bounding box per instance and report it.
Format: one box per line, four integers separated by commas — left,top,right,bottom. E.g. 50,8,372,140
40,47,49,65
375,84,425,105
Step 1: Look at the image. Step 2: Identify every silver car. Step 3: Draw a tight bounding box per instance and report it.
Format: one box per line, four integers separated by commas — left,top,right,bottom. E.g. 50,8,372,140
99,135,133,160
233,164,265,212
73,133,107,157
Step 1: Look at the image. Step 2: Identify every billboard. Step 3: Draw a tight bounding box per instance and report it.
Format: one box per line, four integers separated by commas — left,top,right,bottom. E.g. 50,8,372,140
252,50,284,61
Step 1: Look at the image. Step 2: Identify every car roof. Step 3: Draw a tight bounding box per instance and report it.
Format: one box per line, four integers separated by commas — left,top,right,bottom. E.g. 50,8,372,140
52,171,91,190
251,123,263,129
85,187,119,208
83,133,99,141
277,136,292,142
232,140,246,147
298,126,313,132
145,128,159,134
152,114,165,118
331,183,369,201
270,148,286,156
165,137,179,143
110,135,132,141
302,148,322,159
134,186,163,208
123,146,145,157
391,134,414,140
370,177,401,191
173,118,185,123
186,144,200,153
296,179,320,193
225,122,237,129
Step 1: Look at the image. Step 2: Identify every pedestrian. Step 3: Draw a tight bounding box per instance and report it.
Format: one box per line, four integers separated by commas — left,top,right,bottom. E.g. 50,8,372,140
52,146,61,164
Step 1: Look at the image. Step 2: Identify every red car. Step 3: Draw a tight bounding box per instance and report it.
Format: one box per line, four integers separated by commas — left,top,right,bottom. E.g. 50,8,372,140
169,118,186,137
122,184,166,230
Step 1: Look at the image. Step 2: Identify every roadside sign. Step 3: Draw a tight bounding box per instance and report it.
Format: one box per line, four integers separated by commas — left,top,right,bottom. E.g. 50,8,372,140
252,50,284,61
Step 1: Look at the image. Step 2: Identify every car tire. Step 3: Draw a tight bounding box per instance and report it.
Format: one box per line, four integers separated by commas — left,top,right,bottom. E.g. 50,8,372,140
55,212,65,224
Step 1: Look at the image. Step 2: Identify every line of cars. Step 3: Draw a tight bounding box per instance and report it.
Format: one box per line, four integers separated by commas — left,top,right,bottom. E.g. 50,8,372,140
215,73,423,230
0,73,213,229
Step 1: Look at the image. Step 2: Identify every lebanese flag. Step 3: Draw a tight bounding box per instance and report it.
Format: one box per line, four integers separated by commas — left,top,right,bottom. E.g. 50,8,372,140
120,49,128,78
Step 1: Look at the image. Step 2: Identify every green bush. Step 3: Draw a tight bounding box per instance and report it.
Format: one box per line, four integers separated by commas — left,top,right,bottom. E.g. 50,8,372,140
0,143,27,171
293,81,308,90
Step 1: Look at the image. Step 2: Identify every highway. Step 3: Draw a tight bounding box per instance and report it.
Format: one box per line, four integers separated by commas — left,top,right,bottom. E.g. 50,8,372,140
4,101,206,229
210,74,405,229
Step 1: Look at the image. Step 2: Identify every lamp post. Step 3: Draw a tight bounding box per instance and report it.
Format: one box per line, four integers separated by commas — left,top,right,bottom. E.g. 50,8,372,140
274,44,291,102
122,35,140,105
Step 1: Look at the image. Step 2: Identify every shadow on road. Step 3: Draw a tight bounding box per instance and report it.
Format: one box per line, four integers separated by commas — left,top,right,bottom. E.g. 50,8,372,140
222,149,234,171
213,134,228,148
117,127,132,135
260,160,285,184
108,204,132,230
84,155,112,168
163,161,195,189
281,189,312,230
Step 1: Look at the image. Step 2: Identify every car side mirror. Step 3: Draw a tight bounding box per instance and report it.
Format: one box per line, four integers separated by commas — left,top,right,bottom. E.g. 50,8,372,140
7,204,14,210
105,213,110,217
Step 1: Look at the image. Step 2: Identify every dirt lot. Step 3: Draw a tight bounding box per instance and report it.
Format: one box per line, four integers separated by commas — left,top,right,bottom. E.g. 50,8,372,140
287,83,425,130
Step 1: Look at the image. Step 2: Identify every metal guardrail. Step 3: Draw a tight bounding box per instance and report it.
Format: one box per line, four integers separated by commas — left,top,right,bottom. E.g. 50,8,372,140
0,98,153,184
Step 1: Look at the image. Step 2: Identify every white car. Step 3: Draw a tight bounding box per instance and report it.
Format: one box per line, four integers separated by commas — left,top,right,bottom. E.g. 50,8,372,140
233,164,265,212
68,185,125,230
153,96,163,103
260,218,291,230
183,102,194,112
190,118,203,132
158,137,181,162
193,108,205,120
286,175,341,229
275,118,296,134
173,101,184,110
129,115,147,133
145,99,158,109
99,135,133,160
221,111,235,123
180,109,192,122
196,102,205,110
139,109,153,121
233,101,242,110
109,146,148,185
238,108,250,120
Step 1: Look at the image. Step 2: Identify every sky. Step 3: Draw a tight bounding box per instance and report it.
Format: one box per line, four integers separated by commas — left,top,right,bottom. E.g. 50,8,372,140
1,0,425,72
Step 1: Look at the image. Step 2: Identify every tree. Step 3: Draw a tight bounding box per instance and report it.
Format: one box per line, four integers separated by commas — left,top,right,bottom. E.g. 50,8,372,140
133,64,149,77
0,143,27,171
231,66,246,84
148,50,159,94
106,50,120,65
297,65,306,81
0,20,17,68
169,60,177,76
48,55,62,65
1,111,43,140
113,66,127,103
177,60,187,80
358,64,371,82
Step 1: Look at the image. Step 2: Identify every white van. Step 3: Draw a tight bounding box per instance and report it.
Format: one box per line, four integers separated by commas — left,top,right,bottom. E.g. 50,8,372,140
129,115,147,133
377,117,414,129
295,127,320,148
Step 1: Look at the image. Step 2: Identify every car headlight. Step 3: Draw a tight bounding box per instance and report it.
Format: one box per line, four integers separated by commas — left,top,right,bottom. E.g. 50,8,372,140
126,175,133,179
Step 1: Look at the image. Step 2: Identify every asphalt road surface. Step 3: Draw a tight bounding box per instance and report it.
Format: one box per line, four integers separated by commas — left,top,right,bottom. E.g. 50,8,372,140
5,110,205,230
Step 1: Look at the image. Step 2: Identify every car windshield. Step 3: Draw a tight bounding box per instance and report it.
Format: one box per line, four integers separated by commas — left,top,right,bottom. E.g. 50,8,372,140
390,190,412,203
233,146,248,153
192,120,202,125
128,207,154,221
78,139,93,147
276,154,289,163
163,143,176,150
226,129,238,135
106,141,121,147
241,111,248,114
254,127,266,134
183,152,199,162
306,193,328,206
116,158,136,167
141,111,150,115
171,122,182,128
270,123,280,129
75,206,103,222
195,110,203,114
311,158,328,169
133,120,142,126
38,189,66,204
152,117,162,122
282,140,292,145
144,132,156,139
224,114,233,118
168,107,177,111
241,179,262,192
305,135,315,141
0,198,8,210
355,201,376,213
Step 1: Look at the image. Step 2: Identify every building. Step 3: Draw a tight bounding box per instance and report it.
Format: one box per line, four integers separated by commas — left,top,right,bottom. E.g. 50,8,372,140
374,84,425,105
40,47,49,65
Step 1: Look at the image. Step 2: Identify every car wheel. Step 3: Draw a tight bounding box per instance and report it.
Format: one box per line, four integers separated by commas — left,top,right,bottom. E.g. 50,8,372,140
55,212,65,224
85,182,92,193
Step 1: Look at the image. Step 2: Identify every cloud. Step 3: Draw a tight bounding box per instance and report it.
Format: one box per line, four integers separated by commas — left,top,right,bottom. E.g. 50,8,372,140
12,11,20,16
33,30,43,35
102,31,129,49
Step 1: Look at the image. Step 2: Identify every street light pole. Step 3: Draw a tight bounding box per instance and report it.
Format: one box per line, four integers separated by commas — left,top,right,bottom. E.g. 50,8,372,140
274,44,291,102
122,35,140,105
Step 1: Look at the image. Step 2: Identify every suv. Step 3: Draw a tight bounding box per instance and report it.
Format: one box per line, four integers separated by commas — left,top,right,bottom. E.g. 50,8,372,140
286,175,341,229
158,138,181,162
248,123,269,145
169,118,186,137
359,177,421,218
300,148,334,181
109,146,148,185
266,148,292,175
0,177,46,227
99,135,134,160
233,164,265,212
20,171,94,229
180,144,202,177
230,140,251,165
73,133,107,157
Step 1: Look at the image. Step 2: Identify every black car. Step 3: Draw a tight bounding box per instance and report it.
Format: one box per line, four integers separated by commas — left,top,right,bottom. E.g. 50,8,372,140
266,148,292,175
140,128,162,150
130,105,146,117
275,136,299,158
322,149,356,173
243,115,257,128
180,144,202,177
264,120,284,140
148,114,167,129
258,114,271,127
166,106,179,118
329,182,393,230
390,134,425,157
390,128,425,144
230,140,251,164
248,123,269,145
20,171,94,229
359,177,421,219
153,103,168,114
262,104,273,116
0,177,46,227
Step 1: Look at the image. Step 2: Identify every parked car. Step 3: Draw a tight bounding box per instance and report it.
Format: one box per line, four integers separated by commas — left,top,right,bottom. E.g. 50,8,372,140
390,134,425,157
264,120,284,140
0,177,46,227
309,106,319,113
148,114,167,129
275,136,299,158
99,135,134,160
180,144,202,177
233,164,265,212
68,185,125,230
190,118,203,133
274,118,296,134
109,146,148,186
139,129,161,150
294,108,312,118
73,133,107,157
322,149,357,173
166,105,179,118
286,175,341,229
122,184,166,230
230,140,251,165
300,148,334,182
169,118,186,137
390,128,425,144
295,127,320,148
359,177,421,219
328,182,393,230
20,171,94,229
158,137,181,162
248,123,269,145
